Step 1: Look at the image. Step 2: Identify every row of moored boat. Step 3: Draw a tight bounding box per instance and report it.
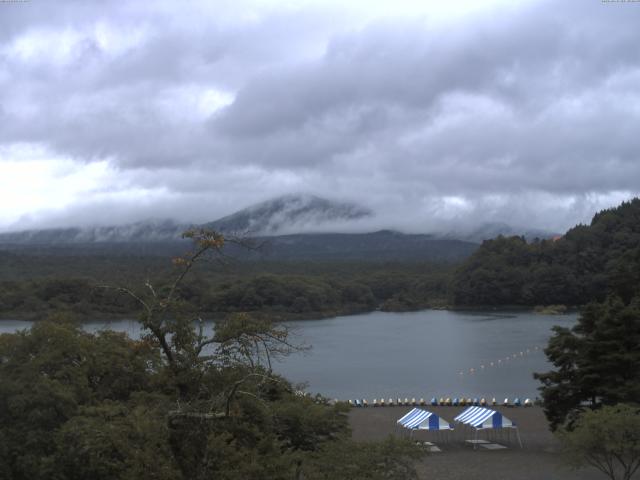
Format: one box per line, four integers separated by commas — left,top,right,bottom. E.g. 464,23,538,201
347,397,534,407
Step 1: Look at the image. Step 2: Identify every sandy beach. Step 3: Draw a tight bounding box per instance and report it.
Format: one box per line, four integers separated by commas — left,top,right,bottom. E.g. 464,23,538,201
349,405,615,479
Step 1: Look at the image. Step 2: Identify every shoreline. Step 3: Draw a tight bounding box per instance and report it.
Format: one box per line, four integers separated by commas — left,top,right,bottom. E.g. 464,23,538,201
0,304,578,323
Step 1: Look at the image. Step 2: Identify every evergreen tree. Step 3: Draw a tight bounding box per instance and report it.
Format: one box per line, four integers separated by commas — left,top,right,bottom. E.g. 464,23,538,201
451,198,640,306
535,295,640,429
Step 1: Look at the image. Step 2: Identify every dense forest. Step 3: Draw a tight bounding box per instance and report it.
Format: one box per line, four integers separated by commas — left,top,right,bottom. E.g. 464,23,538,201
0,255,452,320
0,230,423,479
451,198,640,307
1,198,639,320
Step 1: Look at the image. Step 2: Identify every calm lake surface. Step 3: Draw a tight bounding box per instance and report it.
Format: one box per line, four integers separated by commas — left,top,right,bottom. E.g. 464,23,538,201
0,309,576,401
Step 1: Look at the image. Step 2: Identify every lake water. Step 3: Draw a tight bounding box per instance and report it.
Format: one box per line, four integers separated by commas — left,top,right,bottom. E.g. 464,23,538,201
0,309,576,401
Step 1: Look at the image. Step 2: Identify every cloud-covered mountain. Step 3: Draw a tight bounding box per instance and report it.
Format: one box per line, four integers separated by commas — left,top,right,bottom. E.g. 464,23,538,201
0,194,481,262
0,195,372,244
205,194,372,235
0,194,554,251
0,219,188,245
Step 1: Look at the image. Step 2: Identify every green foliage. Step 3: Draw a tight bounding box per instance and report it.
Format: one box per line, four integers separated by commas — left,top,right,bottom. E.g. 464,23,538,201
558,404,640,480
0,316,424,480
54,397,181,480
0,318,162,479
535,295,640,430
0,232,426,479
452,198,640,306
0,262,453,320
303,436,424,480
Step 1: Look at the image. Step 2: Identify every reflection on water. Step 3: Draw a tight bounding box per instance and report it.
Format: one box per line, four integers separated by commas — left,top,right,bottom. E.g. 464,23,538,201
0,309,576,400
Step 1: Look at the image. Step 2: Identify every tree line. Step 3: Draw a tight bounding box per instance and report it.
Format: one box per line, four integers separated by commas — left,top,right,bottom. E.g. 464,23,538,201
524,200,640,479
0,263,452,321
451,198,640,307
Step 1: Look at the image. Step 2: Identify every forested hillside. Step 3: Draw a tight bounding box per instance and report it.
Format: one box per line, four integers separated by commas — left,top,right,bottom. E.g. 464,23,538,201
4,199,639,317
0,256,452,320
451,198,640,306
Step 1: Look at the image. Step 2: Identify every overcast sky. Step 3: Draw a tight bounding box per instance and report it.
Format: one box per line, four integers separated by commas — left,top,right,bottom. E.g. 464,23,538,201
1,0,639,233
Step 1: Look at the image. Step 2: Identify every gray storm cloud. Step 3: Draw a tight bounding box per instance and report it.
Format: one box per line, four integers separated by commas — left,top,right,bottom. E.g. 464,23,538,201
0,0,639,232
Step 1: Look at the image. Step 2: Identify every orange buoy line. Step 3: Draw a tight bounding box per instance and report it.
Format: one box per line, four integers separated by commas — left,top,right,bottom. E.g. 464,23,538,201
457,345,544,377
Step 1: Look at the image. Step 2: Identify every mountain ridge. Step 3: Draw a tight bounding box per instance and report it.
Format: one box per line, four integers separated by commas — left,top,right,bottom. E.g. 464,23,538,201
0,194,555,250
204,193,372,235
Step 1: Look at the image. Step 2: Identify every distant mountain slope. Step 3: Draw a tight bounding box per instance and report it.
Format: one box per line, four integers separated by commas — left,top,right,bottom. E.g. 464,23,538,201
205,193,372,235
0,193,557,263
0,231,478,263
451,198,640,306
0,192,477,263
0,220,187,245
246,230,477,262
0,194,372,244
0,193,556,247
